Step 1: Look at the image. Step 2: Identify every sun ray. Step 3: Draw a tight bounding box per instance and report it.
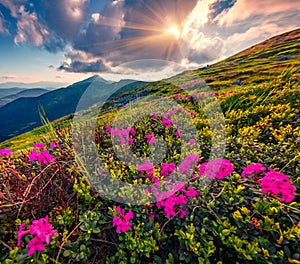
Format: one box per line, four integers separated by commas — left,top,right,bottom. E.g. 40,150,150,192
85,0,194,64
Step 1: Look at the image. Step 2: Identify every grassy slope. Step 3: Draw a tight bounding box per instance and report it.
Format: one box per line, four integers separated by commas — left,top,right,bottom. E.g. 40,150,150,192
1,28,299,152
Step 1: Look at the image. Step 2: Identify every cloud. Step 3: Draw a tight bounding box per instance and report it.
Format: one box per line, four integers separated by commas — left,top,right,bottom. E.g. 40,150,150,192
183,34,225,63
40,0,89,40
58,49,109,72
179,0,226,64
0,11,7,33
226,23,297,44
74,0,125,56
216,0,300,26
0,75,17,80
1,0,299,75
14,5,49,45
208,0,236,20
0,0,25,18
225,23,299,55
69,0,201,70
59,59,109,72
183,0,217,29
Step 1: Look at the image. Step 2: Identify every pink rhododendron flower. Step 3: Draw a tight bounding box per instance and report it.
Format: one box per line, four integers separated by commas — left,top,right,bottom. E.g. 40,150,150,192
17,215,56,256
17,223,30,247
189,138,195,146
179,209,187,218
146,134,156,144
177,106,184,112
200,158,234,179
156,192,187,218
186,186,197,199
169,109,175,116
161,163,176,177
152,113,157,119
29,216,57,244
110,127,134,145
33,143,45,150
110,127,125,144
49,142,59,149
138,160,155,173
129,128,136,136
37,150,55,165
28,150,39,162
175,130,181,137
241,163,266,178
258,170,296,203
162,117,172,128
105,125,111,133
29,143,55,165
29,149,55,165
178,154,200,174
27,237,45,256
113,207,134,233
0,148,12,156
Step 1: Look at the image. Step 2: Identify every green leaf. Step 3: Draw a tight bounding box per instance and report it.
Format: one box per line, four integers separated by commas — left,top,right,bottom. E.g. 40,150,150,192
63,250,71,257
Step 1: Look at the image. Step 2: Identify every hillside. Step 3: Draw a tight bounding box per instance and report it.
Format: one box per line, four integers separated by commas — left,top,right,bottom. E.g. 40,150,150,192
1,28,299,148
0,29,299,264
0,76,148,142
0,88,49,108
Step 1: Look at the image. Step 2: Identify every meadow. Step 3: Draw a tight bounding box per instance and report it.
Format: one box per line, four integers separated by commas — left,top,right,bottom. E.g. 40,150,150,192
0,30,300,264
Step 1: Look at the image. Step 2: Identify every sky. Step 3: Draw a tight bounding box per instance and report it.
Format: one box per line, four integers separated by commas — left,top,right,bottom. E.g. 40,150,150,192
0,0,299,86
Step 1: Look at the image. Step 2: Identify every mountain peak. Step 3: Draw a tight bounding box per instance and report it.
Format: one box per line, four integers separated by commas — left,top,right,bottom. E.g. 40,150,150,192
85,75,112,84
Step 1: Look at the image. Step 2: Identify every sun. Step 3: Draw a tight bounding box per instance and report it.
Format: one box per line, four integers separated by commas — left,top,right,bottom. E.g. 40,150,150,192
166,24,181,40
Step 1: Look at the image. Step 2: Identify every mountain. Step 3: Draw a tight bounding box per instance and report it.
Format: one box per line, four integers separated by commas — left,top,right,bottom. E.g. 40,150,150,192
0,88,26,98
0,88,49,108
1,28,299,143
0,76,148,142
0,81,67,89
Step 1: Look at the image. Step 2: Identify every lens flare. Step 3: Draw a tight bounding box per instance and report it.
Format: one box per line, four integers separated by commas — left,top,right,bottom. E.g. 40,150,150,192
167,25,181,39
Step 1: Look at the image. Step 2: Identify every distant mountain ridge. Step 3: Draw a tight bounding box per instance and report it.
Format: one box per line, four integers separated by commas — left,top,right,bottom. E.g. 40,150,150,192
0,75,148,142
0,81,67,89
0,88,49,108
0,88,26,98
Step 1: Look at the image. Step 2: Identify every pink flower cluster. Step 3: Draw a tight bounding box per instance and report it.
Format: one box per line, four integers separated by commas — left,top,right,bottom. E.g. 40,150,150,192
161,163,176,177
258,169,296,203
241,163,266,178
138,160,160,182
0,148,12,157
28,143,55,165
110,127,136,145
17,216,57,256
113,206,134,233
199,158,234,179
162,117,172,128
178,154,200,174
138,160,155,174
179,79,203,88
156,185,198,218
146,134,156,144
241,163,296,203
175,130,181,137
